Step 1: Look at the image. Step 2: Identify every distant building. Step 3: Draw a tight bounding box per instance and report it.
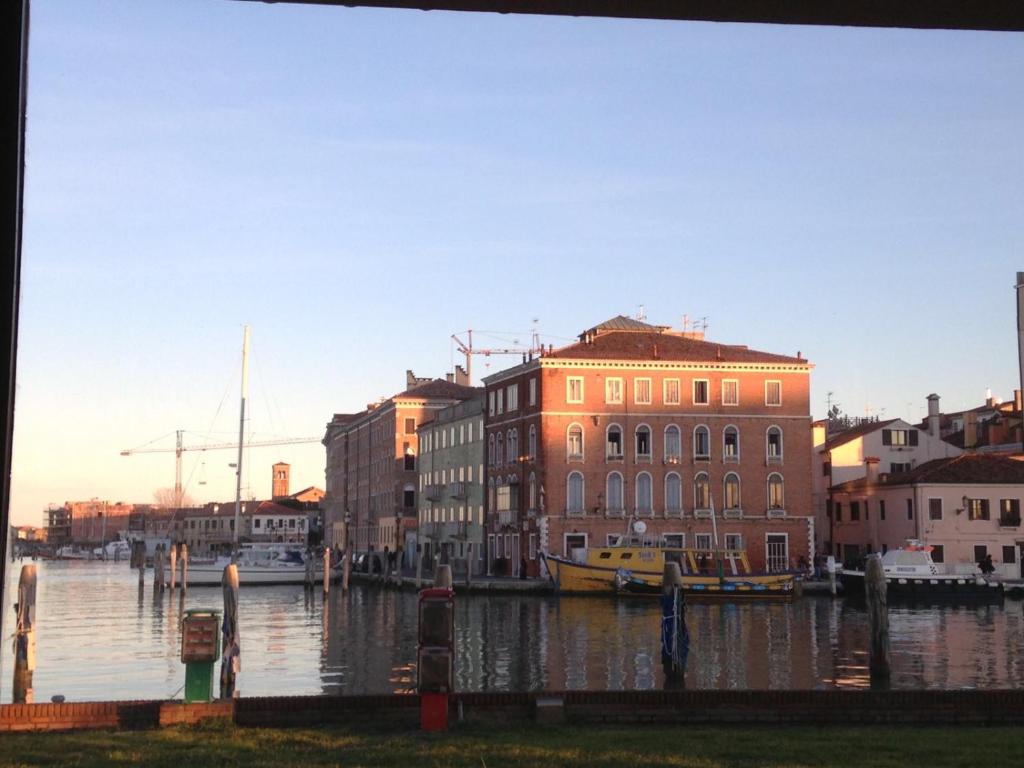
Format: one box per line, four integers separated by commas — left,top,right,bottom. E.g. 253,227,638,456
323,369,479,558
416,394,486,575
813,394,961,555
45,505,72,545
177,499,310,554
919,390,1024,453
483,315,815,576
63,500,134,545
829,454,1024,577
272,462,291,499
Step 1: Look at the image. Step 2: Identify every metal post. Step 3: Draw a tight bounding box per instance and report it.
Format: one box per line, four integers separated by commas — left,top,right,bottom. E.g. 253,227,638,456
233,326,250,558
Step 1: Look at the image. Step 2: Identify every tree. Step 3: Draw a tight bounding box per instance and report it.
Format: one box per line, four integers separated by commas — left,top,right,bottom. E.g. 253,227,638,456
153,487,193,509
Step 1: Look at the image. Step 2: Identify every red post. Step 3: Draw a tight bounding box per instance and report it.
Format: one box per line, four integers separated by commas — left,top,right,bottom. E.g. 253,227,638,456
417,584,454,731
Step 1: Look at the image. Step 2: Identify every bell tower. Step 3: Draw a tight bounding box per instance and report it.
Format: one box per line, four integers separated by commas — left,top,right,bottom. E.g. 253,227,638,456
271,462,290,499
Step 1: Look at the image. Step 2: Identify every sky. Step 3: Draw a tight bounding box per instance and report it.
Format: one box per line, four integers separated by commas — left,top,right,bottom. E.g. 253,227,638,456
9,0,1024,526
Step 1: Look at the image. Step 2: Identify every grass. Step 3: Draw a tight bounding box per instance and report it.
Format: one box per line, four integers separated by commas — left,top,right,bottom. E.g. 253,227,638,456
2,721,1023,767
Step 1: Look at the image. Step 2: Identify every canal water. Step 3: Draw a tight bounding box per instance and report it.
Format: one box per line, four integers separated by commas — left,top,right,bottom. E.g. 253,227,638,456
3,560,1024,702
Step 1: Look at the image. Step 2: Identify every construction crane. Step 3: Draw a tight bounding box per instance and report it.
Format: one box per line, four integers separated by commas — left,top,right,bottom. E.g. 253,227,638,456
451,323,543,383
120,430,321,507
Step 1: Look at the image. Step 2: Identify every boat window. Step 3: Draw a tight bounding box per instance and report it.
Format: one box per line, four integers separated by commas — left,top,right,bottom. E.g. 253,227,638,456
619,552,633,560
599,551,612,559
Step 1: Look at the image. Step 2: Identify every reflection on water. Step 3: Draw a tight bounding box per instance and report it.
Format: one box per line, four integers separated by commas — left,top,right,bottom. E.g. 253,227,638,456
2,560,1023,702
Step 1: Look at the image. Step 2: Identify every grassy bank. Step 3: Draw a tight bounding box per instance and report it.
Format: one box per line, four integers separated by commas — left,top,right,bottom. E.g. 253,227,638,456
2,721,1023,767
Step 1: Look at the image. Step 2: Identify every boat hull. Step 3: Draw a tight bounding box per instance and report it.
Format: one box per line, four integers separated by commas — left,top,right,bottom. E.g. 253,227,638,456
179,563,339,587
840,570,1004,602
544,554,795,600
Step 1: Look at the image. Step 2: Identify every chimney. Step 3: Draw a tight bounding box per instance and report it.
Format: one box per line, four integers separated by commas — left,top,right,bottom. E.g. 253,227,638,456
865,456,880,485
1015,389,1022,413
927,393,941,437
445,372,454,383
964,410,978,449
454,365,470,386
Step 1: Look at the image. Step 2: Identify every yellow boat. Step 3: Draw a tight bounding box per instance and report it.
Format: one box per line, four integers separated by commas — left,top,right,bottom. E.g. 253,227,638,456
541,538,796,600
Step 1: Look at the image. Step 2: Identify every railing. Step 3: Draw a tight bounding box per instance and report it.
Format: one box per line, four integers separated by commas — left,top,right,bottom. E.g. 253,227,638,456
497,510,517,527
766,455,784,465
424,484,443,501
723,454,740,464
565,507,587,518
448,481,467,499
604,507,626,518
722,509,743,519
766,508,787,518
634,507,654,518
693,509,713,519
1000,514,1021,528
663,507,684,519
663,456,682,465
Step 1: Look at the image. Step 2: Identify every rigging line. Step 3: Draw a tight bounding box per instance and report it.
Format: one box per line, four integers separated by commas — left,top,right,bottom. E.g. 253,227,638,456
250,342,282,438
196,349,242,445
127,430,177,452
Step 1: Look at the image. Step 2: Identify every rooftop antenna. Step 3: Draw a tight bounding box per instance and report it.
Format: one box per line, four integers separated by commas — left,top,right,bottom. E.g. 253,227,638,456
636,304,646,322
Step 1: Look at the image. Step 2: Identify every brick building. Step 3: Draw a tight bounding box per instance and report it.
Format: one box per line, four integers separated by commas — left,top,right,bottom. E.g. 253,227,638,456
483,316,815,576
322,370,479,559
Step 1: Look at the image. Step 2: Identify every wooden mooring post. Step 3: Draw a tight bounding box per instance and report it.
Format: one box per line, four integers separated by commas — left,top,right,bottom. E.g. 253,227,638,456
414,544,424,589
660,562,687,688
12,564,37,703
169,543,177,591
827,554,837,597
342,543,351,593
220,563,240,698
865,554,891,683
154,544,166,594
179,542,189,593
465,543,473,589
322,546,331,595
304,547,315,590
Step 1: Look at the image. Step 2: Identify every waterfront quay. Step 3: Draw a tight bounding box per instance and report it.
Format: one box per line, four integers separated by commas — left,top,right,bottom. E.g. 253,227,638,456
4,560,1024,707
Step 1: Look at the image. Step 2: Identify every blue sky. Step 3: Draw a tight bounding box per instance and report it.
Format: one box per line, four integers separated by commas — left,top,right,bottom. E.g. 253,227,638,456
9,0,1024,524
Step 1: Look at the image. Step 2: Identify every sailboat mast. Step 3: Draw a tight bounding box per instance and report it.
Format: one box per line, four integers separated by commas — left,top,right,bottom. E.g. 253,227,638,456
233,325,250,549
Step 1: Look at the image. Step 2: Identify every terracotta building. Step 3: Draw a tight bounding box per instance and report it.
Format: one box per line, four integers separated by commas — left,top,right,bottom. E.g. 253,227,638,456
322,369,479,559
483,316,814,576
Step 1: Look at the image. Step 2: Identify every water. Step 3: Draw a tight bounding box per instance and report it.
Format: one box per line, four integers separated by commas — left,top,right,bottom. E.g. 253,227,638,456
3,560,1024,702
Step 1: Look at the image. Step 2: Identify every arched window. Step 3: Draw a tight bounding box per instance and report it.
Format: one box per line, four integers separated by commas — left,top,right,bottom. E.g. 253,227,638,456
528,425,537,460
665,473,682,515
664,425,681,462
723,472,741,510
606,472,624,513
488,477,496,511
767,426,783,462
723,425,739,461
635,424,652,459
693,425,711,460
567,423,584,460
495,432,503,467
507,429,518,465
606,424,623,459
768,473,785,509
694,472,710,510
528,472,537,511
635,472,653,515
567,472,585,514
488,434,495,466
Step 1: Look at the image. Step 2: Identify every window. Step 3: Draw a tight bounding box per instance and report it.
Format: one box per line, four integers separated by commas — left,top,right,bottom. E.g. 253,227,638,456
606,424,623,459
495,432,503,466
725,533,743,551
496,389,504,414
567,376,584,404
664,425,681,462
879,500,886,521
404,418,415,435
693,426,710,460
890,462,912,474
768,473,785,509
529,378,537,406
665,473,682,515
766,534,789,572
722,379,739,406
528,425,537,459
487,434,495,466
634,378,652,404
529,533,538,560
694,472,710,510
663,378,680,405
606,472,624,514
765,380,782,406
974,544,988,563
663,533,684,548
695,533,712,551
567,472,585,514
253,518,260,529
507,430,518,465
967,498,990,521
528,473,537,511
605,377,623,404
1000,499,1021,526
850,501,860,521
693,379,709,405
635,472,652,515
488,391,495,416
496,483,511,512
723,472,740,510
723,426,739,460
882,429,918,447
766,426,783,462
635,425,651,458
507,383,519,411
1003,545,1016,564
906,498,914,520
565,533,588,558
567,423,584,459
928,498,942,521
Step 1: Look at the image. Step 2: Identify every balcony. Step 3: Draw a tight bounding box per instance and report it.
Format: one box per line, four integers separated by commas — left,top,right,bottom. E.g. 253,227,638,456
766,508,787,518
999,514,1021,528
424,484,443,502
604,507,626,519
766,455,784,466
634,507,654,518
663,507,684,519
448,481,467,500
723,454,740,464
693,455,711,464
663,456,682,465
566,507,587,519
497,510,517,527
722,509,744,520
693,509,713,519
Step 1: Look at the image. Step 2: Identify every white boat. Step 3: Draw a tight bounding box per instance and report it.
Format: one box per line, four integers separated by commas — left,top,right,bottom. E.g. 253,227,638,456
56,545,92,560
93,540,132,559
841,540,1003,601
184,544,339,586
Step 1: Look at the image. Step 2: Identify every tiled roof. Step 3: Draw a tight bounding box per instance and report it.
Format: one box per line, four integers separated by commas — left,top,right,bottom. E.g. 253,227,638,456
584,315,665,334
393,380,481,400
183,500,305,518
831,454,1024,491
546,329,807,365
822,419,898,451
